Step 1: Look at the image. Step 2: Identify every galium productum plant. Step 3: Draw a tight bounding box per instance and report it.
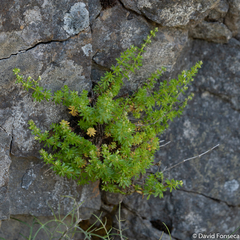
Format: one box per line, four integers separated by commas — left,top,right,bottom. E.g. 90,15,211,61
13,28,202,199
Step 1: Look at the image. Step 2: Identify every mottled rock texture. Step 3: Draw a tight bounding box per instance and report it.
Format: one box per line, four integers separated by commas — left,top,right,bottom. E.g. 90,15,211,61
91,2,189,91
120,0,220,27
0,0,240,239
225,0,240,40
190,21,232,43
0,0,100,237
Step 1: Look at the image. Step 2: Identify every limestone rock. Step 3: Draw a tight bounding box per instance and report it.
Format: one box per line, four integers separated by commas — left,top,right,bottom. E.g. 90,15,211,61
92,3,150,69
170,191,240,240
120,0,141,14
190,21,232,43
0,0,97,225
158,88,240,207
0,130,12,220
154,39,240,236
113,207,175,240
89,0,102,24
214,0,229,13
225,0,240,40
7,156,101,219
0,215,85,239
120,0,220,27
206,0,229,22
0,29,92,158
190,39,240,112
63,2,89,35
0,0,89,59
91,2,189,91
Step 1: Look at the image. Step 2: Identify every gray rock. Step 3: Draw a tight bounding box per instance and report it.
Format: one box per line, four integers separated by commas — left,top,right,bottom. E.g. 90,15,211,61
89,0,102,24
0,0,98,226
120,0,142,14
102,191,125,205
207,10,223,22
225,0,240,40
153,39,240,233
170,191,240,240
190,21,232,43
213,0,229,14
7,155,101,219
129,27,189,90
0,130,12,220
207,0,229,22
158,92,240,207
123,192,172,226
0,0,89,59
63,2,89,35
0,28,92,157
113,206,175,240
0,215,84,239
91,3,189,91
190,39,240,111
119,0,220,27
91,2,151,89
92,3,150,69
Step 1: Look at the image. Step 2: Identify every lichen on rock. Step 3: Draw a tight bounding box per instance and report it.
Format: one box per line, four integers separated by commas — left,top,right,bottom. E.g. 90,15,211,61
63,2,89,36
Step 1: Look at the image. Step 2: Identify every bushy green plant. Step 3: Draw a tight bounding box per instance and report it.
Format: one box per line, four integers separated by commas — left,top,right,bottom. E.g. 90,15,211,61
13,28,202,199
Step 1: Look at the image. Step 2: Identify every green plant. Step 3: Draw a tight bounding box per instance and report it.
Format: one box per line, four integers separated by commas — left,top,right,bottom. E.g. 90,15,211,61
13,28,202,199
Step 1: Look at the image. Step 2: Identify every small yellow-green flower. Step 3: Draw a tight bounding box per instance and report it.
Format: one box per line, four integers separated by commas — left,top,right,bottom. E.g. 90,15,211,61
60,120,70,128
87,127,96,137
68,105,78,116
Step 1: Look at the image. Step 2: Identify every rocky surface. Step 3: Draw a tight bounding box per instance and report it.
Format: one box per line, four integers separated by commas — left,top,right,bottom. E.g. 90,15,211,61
190,21,232,43
120,0,220,27
0,130,12,221
91,2,189,91
8,156,101,218
0,0,99,237
225,0,240,40
0,0,240,239
0,0,89,59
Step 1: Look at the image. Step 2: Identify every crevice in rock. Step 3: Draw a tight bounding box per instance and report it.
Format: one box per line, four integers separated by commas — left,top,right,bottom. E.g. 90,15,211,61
100,0,118,9
0,31,86,62
118,0,160,27
118,0,140,15
92,53,101,66
89,8,101,33
150,219,172,234
95,9,102,21
0,126,12,136
90,60,112,84
9,135,13,156
122,202,144,220
121,202,158,231
91,60,111,73
178,189,239,208
0,38,70,62
231,37,240,45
